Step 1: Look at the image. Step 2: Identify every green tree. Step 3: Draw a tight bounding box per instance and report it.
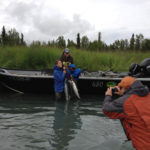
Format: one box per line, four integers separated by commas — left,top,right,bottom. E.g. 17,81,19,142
135,34,140,50
30,40,41,47
109,44,115,50
120,39,125,50
124,39,129,50
81,35,89,49
0,35,1,45
111,39,129,50
20,33,26,45
56,36,66,48
142,39,150,50
130,34,135,50
76,33,80,48
47,40,56,47
112,40,121,50
135,34,144,50
42,41,47,47
1,26,7,45
98,32,101,42
7,28,20,45
139,34,144,50
88,41,98,50
88,40,104,51
67,39,76,47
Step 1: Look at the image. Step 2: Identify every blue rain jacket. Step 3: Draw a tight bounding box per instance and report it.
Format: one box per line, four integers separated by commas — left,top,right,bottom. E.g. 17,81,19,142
67,64,81,81
53,65,66,92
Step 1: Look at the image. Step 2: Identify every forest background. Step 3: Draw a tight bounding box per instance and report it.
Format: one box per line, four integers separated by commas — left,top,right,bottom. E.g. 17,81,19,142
0,26,150,72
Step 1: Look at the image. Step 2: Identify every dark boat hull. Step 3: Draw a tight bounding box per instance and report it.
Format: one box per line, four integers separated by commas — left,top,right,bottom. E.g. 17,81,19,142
0,68,150,94
0,69,54,93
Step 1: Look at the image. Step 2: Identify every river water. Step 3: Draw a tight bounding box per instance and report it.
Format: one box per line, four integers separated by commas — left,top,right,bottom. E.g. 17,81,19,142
0,93,134,150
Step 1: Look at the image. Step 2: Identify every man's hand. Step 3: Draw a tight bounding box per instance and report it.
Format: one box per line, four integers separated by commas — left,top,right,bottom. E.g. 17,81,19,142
105,86,123,96
70,75,74,80
115,86,125,96
63,66,67,74
105,87,113,96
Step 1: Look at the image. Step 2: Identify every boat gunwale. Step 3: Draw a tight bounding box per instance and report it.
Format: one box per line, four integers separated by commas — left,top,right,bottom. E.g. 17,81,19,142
0,69,150,81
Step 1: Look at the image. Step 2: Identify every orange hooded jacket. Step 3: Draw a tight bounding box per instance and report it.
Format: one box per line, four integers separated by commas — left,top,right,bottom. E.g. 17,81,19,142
103,80,150,150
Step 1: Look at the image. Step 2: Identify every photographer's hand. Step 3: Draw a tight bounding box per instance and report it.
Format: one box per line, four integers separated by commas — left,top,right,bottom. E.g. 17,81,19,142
115,86,125,96
105,87,112,96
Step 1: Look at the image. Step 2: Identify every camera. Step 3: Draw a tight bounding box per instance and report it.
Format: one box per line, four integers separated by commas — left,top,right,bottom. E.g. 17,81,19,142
112,87,118,93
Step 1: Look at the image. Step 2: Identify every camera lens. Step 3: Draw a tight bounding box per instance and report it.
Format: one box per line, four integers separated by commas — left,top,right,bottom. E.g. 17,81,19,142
112,87,118,93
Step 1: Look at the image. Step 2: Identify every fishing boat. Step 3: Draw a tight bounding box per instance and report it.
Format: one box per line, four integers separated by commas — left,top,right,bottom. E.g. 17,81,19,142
0,68,150,94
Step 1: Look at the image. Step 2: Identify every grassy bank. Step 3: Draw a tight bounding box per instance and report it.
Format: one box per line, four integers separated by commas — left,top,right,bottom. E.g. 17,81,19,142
0,46,149,72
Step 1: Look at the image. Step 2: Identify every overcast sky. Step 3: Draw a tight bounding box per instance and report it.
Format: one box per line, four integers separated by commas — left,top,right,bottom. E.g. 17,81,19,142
0,0,150,44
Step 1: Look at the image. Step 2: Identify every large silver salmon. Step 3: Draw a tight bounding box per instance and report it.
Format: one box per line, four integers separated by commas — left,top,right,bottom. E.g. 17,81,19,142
64,79,70,101
68,80,80,99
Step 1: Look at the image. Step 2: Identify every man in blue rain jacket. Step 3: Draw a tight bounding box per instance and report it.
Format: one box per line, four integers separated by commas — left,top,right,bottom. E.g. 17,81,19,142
67,64,81,81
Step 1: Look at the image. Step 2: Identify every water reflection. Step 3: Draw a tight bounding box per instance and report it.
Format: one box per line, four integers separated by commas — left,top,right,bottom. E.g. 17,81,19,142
51,100,82,150
0,93,134,150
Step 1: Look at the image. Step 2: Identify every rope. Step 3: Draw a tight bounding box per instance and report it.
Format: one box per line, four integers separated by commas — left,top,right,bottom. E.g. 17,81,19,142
0,81,24,94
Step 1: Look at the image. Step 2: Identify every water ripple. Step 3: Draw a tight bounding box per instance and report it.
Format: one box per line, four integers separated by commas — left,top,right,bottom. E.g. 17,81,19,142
0,94,134,150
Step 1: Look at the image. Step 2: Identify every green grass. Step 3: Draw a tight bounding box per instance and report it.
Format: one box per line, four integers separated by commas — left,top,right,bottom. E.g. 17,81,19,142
0,46,149,72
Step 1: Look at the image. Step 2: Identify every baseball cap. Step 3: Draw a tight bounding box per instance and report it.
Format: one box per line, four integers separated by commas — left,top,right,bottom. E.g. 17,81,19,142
64,48,70,53
68,64,76,68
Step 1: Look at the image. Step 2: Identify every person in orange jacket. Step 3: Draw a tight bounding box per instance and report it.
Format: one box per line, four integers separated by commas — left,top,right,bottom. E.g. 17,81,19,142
102,76,150,150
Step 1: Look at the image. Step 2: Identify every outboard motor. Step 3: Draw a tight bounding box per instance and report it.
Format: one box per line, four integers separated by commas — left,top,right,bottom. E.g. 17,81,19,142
140,58,150,77
129,58,150,77
129,63,141,75
140,58,150,67
140,58,150,71
146,66,150,73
